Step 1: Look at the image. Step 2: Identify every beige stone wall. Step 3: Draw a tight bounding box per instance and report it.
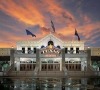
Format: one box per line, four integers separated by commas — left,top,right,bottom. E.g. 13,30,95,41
91,47,100,56
0,48,11,56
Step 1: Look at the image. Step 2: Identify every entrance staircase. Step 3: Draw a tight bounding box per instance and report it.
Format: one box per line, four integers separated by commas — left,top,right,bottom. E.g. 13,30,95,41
2,65,100,79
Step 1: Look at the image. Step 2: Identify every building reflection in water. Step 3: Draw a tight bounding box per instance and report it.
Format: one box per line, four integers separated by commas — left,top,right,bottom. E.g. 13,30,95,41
13,78,88,90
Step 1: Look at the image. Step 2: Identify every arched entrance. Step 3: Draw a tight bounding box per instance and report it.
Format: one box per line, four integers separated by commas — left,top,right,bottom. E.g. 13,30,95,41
40,58,61,71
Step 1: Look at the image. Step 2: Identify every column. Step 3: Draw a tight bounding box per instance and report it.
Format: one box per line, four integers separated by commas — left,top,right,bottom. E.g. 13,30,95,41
87,49,91,70
31,47,33,50
36,49,40,70
73,47,76,54
15,57,20,71
31,47,33,54
60,59,62,71
81,58,87,71
25,47,28,53
40,61,41,71
62,49,65,68
81,60,84,71
68,47,70,54
10,49,15,66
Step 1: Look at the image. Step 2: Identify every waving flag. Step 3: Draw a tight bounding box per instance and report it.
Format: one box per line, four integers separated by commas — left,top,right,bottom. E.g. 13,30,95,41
51,20,55,32
75,29,80,41
26,29,36,37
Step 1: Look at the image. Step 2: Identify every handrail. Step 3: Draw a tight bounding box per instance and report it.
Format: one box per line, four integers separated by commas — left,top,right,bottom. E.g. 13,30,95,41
87,66,95,72
4,64,14,76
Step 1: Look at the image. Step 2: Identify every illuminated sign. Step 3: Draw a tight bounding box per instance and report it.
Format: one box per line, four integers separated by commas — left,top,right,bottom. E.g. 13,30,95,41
40,48,61,57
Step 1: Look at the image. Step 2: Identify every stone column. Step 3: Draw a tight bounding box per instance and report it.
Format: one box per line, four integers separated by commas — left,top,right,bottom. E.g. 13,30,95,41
62,49,65,70
73,47,76,54
31,47,33,54
36,49,40,70
60,59,62,71
87,49,91,70
25,47,28,54
68,47,70,54
10,49,15,66
15,57,20,71
31,47,33,50
40,60,41,71
81,58,87,71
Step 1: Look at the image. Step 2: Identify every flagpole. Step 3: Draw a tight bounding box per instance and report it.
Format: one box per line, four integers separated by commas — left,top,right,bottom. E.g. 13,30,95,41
48,14,55,33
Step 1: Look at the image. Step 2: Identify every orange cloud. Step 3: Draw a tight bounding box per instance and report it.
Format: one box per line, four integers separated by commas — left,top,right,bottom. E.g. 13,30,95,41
0,0,100,48
0,0,45,26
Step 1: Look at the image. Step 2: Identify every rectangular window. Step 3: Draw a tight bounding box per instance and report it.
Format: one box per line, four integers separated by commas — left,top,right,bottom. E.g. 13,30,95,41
34,48,36,53
65,48,68,53
76,48,79,53
70,47,73,54
28,47,31,54
22,47,25,53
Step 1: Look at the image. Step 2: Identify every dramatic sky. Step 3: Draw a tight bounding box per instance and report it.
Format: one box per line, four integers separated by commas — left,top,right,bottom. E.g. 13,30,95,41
0,0,100,48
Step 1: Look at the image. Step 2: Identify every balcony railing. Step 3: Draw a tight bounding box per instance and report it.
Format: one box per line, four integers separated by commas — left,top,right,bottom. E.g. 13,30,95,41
15,50,35,54
65,50,87,54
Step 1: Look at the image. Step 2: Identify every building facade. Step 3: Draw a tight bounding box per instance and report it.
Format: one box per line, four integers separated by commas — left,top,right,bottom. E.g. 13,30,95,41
14,33,87,72
0,33,100,89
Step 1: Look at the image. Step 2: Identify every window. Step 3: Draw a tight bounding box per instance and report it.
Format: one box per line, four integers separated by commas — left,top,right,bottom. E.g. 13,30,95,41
41,45,45,48
70,47,73,54
65,48,68,53
48,60,53,63
34,48,36,53
48,40,54,46
76,48,79,53
22,47,25,53
28,47,31,54
57,46,61,49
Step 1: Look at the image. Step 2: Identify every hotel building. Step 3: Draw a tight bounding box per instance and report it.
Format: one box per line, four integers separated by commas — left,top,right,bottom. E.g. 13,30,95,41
0,33,100,89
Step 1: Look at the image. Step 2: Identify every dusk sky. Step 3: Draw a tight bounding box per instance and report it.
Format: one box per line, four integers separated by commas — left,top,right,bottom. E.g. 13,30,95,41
0,0,100,48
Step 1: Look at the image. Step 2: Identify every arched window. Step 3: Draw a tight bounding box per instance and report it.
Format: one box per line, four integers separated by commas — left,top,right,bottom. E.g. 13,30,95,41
57,45,61,49
41,45,45,48
48,60,53,63
48,40,54,46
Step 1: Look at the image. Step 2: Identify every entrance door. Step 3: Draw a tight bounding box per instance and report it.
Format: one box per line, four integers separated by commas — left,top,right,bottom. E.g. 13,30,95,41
41,59,61,71
53,64,60,71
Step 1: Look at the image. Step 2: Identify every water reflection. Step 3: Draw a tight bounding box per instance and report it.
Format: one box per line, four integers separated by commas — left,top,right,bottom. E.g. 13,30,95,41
14,87,81,90
1,78,100,90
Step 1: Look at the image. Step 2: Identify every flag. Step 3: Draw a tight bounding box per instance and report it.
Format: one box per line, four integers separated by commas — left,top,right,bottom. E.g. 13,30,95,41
26,29,36,37
75,29,80,41
51,20,55,32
